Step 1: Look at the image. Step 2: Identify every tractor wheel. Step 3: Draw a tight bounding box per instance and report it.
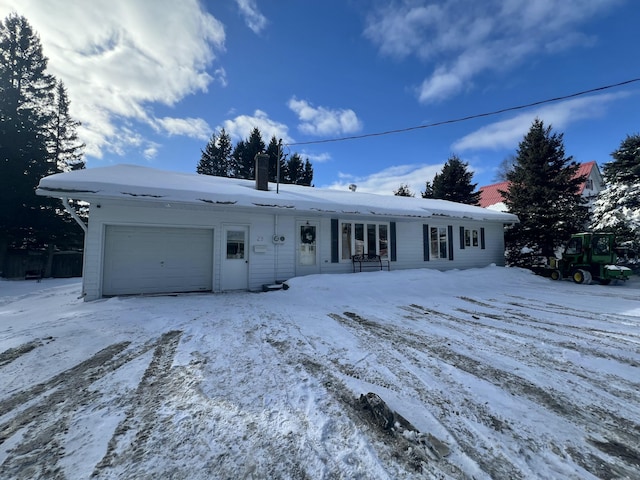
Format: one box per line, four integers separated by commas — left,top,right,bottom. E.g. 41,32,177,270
550,270,562,281
572,269,587,284
583,271,592,285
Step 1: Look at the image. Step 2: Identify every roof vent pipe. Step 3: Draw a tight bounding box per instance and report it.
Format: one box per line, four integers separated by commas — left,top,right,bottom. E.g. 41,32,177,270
254,153,270,191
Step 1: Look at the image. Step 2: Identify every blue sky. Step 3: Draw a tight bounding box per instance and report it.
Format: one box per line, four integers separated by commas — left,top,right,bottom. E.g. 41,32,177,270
2,0,639,195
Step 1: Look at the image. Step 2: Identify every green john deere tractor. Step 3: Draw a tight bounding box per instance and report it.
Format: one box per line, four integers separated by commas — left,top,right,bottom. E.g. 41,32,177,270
547,232,633,284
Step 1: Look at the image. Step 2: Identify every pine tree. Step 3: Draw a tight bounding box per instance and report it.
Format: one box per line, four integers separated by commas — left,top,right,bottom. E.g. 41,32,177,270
197,129,233,177
265,136,285,183
422,155,480,205
232,127,265,179
502,118,588,265
394,184,414,197
301,159,314,186
50,80,85,172
590,134,640,249
285,153,304,184
0,14,60,271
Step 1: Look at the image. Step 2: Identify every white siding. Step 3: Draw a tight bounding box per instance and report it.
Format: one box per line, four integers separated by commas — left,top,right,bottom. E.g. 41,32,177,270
80,199,509,300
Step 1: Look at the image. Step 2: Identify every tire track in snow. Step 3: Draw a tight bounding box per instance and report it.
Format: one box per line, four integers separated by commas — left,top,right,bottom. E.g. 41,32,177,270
0,338,49,368
92,330,183,477
0,333,181,479
328,311,529,480
403,302,640,404
329,310,640,480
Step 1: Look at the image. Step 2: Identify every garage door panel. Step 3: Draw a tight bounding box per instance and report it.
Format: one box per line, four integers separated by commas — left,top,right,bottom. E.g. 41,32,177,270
103,226,213,296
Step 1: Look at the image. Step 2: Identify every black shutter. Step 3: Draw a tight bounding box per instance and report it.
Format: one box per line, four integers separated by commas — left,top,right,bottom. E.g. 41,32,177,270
448,225,454,260
423,224,430,261
459,226,465,249
480,227,486,250
331,219,339,263
390,222,397,261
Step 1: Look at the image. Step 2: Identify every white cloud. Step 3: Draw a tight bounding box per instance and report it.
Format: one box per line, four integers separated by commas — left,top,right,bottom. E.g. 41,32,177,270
0,0,226,161
155,117,211,140
234,0,268,34
364,0,622,103
325,164,444,196
452,92,628,152
219,110,293,144
288,97,363,136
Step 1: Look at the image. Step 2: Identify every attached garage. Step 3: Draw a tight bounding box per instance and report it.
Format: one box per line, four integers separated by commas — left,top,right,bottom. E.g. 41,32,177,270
102,225,213,296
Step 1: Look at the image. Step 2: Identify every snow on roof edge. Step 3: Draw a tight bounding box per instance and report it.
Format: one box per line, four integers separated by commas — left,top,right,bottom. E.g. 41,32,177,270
37,164,519,223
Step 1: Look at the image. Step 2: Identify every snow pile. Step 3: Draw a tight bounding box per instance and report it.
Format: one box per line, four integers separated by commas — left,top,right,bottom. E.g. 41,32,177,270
1,267,639,479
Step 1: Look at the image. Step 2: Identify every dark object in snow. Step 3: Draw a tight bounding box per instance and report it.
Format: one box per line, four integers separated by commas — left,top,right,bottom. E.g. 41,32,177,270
261,281,290,292
358,392,451,459
359,392,395,430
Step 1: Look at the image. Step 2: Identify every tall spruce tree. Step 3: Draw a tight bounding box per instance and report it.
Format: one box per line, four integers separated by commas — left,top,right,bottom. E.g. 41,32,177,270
301,158,313,186
232,127,265,179
590,134,640,249
0,14,61,272
422,155,480,205
197,129,232,177
502,118,588,265
265,136,285,183
50,80,85,172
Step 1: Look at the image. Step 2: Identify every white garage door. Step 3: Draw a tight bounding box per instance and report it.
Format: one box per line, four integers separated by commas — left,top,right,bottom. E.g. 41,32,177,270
103,226,213,296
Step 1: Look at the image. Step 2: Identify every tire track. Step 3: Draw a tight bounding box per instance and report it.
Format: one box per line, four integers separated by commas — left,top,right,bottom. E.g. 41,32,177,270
0,339,51,368
327,312,527,480
0,332,181,479
92,330,183,478
330,310,640,480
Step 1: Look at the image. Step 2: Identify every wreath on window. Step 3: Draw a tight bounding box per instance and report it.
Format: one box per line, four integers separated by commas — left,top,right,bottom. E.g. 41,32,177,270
301,226,316,244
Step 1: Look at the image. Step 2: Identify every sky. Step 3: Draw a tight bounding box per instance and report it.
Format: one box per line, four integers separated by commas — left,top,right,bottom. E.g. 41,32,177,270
1,268,639,478
1,0,639,195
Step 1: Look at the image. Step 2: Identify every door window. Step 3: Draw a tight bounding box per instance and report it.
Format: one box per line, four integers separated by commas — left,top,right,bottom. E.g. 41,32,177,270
299,225,317,266
226,230,245,259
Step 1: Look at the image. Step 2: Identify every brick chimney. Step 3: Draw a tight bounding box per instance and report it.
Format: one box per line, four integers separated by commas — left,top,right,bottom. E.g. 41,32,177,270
254,153,269,191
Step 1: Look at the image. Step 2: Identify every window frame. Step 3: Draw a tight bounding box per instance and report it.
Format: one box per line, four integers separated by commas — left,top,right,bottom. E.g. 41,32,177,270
430,226,448,260
339,220,391,261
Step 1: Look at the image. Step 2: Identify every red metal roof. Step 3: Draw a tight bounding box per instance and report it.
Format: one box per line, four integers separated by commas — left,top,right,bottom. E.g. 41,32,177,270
478,161,596,208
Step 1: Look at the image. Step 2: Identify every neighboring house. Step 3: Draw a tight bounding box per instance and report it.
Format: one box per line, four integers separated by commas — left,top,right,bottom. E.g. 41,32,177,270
37,162,518,301
478,161,604,212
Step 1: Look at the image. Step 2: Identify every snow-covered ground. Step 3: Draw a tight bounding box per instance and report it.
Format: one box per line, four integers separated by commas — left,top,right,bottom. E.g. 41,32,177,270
1,267,639,479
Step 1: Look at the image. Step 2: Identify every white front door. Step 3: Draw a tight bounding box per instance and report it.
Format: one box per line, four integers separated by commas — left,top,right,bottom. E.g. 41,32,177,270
221,225,249,290
296,221,320,276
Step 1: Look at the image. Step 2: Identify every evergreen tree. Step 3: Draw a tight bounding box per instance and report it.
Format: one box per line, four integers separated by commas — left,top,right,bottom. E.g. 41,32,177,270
196,129,313,186
422,155,480,205
197,129,232,177
421,181,434,199
265,136,285,183
301,159,314,186
394,184,414,197
50,80,85,172
285,153,304,184
0,14,62,271
233,127,265,179
502,118,588,265
590,134,640,249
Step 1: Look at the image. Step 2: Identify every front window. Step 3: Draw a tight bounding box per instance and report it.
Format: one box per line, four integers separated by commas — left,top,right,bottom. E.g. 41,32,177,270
430,226,448,259
341,221,390,260
465,228,479,247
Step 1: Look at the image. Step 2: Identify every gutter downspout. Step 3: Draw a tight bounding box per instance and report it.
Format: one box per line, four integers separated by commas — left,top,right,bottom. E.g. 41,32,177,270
61,198,88,234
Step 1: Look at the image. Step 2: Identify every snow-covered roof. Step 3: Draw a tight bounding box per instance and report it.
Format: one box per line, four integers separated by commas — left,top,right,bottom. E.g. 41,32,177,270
37,164,519,223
